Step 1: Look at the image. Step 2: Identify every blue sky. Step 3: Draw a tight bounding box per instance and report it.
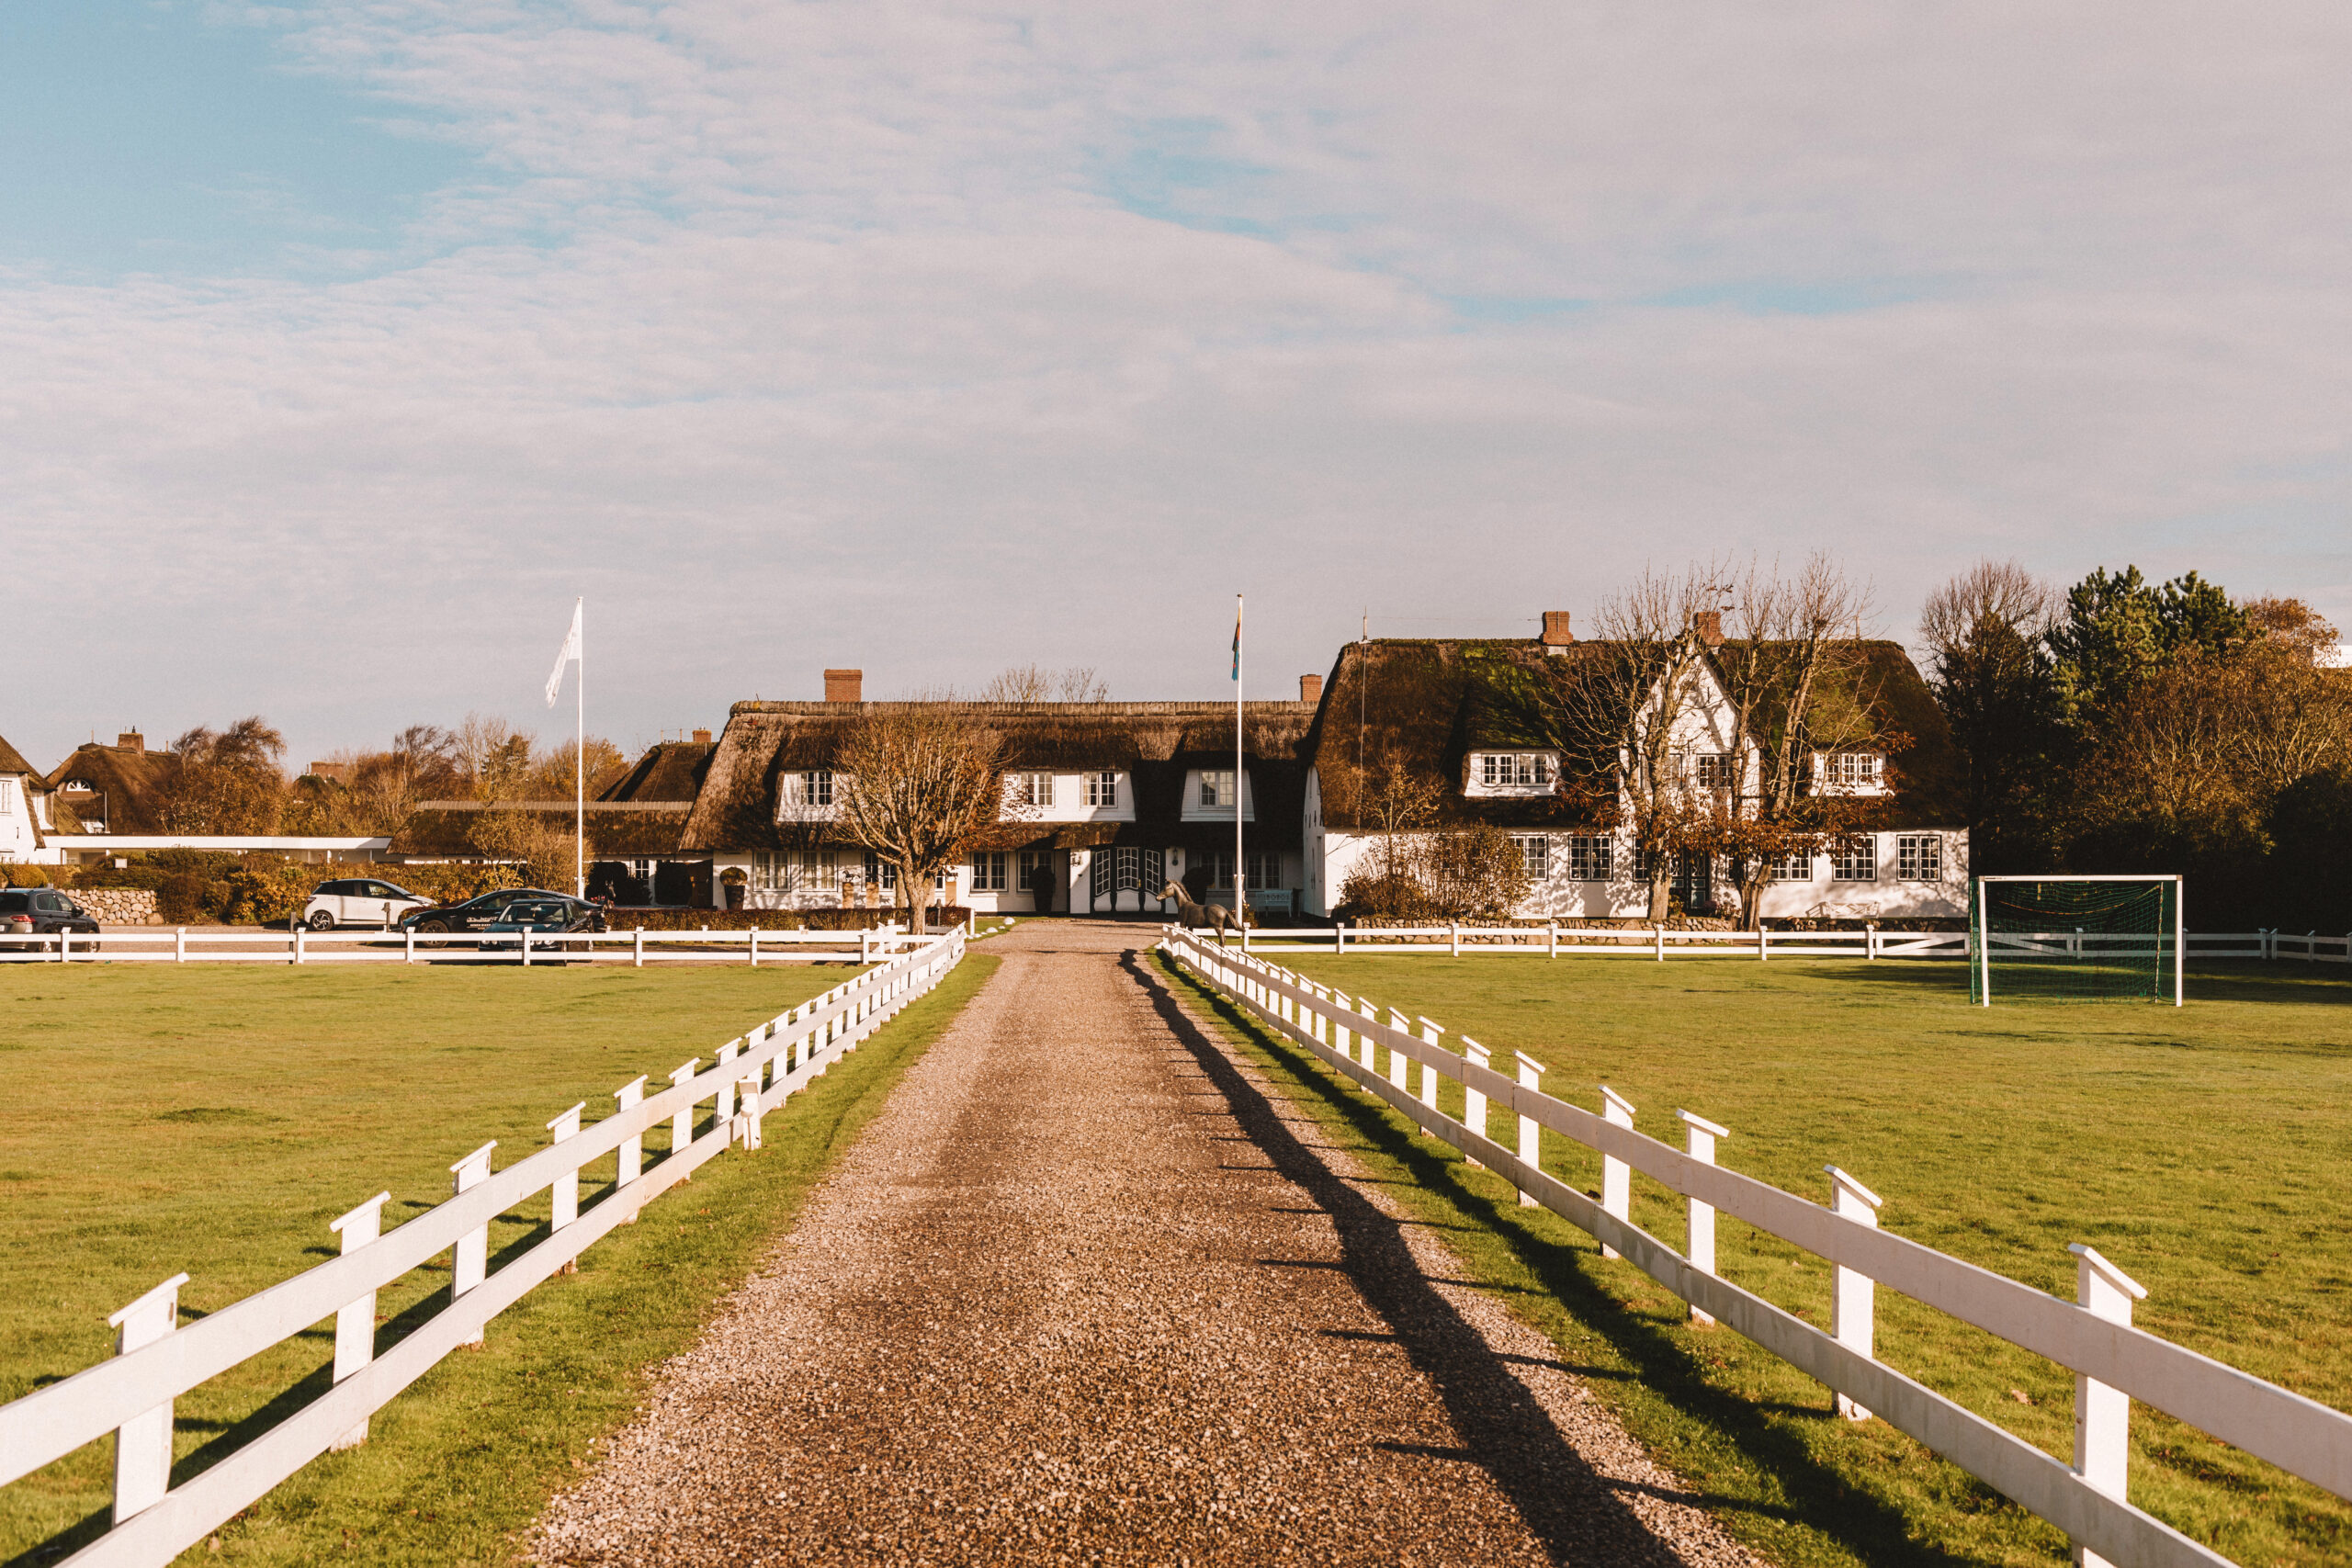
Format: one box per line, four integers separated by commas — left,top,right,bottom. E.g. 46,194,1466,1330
3,1,2347,771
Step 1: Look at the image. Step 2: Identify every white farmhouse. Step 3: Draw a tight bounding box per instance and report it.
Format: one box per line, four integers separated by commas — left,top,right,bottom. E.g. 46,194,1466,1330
1298,613,1972,921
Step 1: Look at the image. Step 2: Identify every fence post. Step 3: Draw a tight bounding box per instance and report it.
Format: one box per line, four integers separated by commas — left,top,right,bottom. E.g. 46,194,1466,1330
547,1103,584,1273
175,927,186,964
750,928,759,968
634,928,644,968
1825,1165,1883,1419
1548,920,1558,958
1450,920,1461,957
449,1142,496,1346
1462,1038,1490,1168
404,925,415,964
106,1271,191,1521
669,1059,701,1160
1596,1085,1636,1258
325,1192,391,1449
294,923,304,965
860,929,871,964
1417,1017,1443,1113
1385,1009,1412,1091
2067,1243,2148,1568
614,1077,647,1218
1654,924,1665,963
1514,1051,1545,1206
1355,995,1378,1070
1676,1111,1727,1325
716,1041,741,1125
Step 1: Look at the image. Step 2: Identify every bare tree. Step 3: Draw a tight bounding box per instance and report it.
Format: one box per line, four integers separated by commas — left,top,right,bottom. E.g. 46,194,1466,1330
1920,559,2062,871
833,706,1007,933
1713,553,1883,930
1547,564,1729,919
156,716,288,833
978,664,1110,703
1331,748,1445,917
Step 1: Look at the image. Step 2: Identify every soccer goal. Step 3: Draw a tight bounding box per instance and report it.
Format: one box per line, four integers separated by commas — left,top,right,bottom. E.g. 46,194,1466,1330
1970,875,2183,1007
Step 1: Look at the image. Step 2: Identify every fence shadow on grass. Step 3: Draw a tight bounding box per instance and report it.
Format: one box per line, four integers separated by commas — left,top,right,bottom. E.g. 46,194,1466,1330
1125,953,1842,1565
1144,951,1999,1568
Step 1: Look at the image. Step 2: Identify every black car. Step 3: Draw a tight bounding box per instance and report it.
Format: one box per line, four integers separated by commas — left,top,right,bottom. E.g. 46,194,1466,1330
0,887,102,952
401,888,603,935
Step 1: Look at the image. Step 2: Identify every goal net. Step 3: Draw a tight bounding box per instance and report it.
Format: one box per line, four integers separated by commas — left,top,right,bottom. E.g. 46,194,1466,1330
1970,876,2182,1006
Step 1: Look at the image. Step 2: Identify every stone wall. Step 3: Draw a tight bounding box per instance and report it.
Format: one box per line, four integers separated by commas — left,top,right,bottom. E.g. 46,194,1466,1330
74,888,162,925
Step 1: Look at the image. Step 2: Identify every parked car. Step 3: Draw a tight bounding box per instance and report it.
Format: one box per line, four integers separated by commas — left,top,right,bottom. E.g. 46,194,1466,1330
0,887,102,952
477,897,603,958
302,877,435,931
400,888,584,935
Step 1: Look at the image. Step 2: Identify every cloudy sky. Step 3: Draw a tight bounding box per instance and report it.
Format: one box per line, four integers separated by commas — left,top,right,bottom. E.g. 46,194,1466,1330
5,1,2347,772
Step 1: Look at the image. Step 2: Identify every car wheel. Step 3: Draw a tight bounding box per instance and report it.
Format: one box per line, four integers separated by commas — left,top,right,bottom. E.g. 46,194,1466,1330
307,909,336,932
418,919,450,935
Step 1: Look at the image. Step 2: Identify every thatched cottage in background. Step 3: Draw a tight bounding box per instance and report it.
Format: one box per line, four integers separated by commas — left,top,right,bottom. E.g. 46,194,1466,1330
1299,613,1970,920
680,671,1318,917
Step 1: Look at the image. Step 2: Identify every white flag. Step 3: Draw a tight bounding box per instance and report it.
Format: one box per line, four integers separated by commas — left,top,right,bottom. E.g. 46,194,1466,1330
545,600,582,707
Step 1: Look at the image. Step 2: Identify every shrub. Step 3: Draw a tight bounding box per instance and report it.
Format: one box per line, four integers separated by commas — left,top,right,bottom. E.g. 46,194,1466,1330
0,864,50,888
154,874,218,924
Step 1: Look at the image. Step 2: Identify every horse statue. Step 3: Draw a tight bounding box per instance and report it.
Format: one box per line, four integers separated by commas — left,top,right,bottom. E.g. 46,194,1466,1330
1159,881,1245,946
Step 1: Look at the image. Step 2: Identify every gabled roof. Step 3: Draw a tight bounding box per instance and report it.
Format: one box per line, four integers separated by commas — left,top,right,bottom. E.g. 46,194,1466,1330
1305,636,1962,832
42,741,175,834
683,700,1317,854
0,733,36,778
598,740,714,804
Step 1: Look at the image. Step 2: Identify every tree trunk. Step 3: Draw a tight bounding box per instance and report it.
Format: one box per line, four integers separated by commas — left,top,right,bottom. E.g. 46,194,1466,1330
1736,866,1768,931
896,857,926,934
1647,866,1672,921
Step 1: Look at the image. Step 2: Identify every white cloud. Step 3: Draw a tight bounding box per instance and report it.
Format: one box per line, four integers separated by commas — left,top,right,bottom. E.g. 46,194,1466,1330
4,0,2348,768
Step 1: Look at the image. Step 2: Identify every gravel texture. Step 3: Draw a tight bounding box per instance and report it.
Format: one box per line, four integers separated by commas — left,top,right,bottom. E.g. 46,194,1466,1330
529,919,1759,1566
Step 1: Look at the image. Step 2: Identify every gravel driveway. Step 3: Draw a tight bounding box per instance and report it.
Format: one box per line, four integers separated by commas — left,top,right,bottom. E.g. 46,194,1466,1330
529,919,1757,1566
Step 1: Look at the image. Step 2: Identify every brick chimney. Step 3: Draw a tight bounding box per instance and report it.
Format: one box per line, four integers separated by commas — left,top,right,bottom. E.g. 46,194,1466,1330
1540,611,1574,654
692,728,712,745
1299,673,1323,705
1692,611,1724,649
823,669,863,703
117,731,144,753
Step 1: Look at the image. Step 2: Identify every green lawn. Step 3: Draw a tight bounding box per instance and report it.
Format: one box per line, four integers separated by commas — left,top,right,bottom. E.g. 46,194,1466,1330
0,954,999,1566
1169,951,2352,1568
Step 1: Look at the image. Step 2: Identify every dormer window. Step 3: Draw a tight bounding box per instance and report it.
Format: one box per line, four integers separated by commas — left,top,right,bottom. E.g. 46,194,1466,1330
1198,770,1236,808
1816,753,1883,793
1086,771,1120,807
1690,753,1735,791
1476,753,1555,788
780,770,834,812
1009,773,1055,807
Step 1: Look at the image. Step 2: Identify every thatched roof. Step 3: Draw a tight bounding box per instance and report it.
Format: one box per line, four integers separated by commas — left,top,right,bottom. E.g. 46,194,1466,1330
682,700,1317,854
598,740,713,804
1306,637,1961,832
0,733,36,779
43,742,175,834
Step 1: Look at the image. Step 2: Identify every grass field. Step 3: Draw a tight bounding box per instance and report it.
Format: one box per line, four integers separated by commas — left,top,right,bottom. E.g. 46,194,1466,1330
1167,951,2352,1568
0,953,999,1566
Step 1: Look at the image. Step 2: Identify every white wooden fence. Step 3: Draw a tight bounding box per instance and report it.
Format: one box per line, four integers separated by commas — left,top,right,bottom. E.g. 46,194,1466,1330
1235,921,2349,964
1159,925,2352,1568
0,929,967,1568
0,924,933,966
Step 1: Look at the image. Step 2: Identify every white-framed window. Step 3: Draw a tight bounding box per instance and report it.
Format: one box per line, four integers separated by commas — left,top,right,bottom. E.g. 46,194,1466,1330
1564,834,1612,881
784,770,833,807
0,779,15,814
1896,834,1941,881
1832,842,1877,882
1476,752,1555,788
1817,753,1882,792
1017,850,1055,893
1511,834,1550,879
1246,851,1283,892
1769,853,1813,882
863,853,898,890
969,851,1008,891
1198,770,1237,808
1011,773,1055,807
1086,771,1119,807
1690,753,1735,792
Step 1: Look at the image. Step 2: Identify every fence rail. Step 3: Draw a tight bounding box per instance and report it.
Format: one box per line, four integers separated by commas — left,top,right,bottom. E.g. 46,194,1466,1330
0,924,940,967
0,930,967,1568
1159,925,2352,1568
1231,921,2349,964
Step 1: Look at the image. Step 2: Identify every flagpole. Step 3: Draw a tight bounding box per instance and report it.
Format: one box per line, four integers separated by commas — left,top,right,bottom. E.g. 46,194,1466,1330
1234,592,1244,919
575,597,585,899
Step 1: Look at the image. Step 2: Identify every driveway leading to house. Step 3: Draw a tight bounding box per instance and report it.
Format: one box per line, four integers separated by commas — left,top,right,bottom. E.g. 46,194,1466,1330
530,918,1753,1566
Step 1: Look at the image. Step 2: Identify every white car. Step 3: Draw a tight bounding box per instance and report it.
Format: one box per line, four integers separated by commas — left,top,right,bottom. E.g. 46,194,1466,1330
303,878,434,931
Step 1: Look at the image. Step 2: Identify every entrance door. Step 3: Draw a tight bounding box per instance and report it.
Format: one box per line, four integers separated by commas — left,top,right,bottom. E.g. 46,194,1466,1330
1672,853,1714,915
